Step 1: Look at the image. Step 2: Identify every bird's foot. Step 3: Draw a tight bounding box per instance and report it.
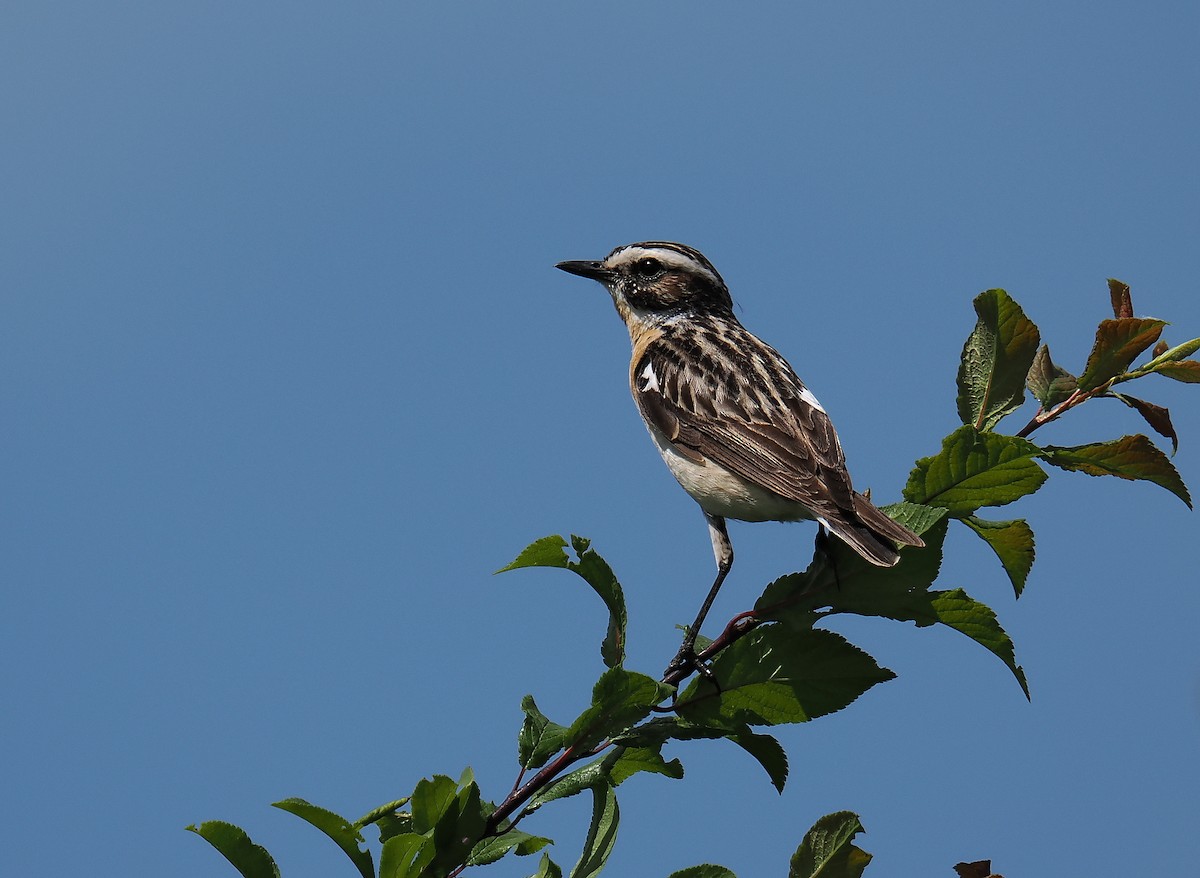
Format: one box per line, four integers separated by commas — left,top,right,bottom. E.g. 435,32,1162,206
663,640,720,689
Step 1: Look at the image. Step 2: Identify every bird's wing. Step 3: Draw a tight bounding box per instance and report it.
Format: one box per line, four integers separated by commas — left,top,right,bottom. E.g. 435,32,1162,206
632,325,858,520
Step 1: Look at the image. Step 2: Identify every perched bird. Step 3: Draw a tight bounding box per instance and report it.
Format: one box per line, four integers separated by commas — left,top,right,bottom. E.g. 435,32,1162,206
556,241,923,673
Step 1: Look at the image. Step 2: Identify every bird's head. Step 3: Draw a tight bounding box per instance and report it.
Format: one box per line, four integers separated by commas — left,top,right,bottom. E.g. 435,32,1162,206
556,242,734,326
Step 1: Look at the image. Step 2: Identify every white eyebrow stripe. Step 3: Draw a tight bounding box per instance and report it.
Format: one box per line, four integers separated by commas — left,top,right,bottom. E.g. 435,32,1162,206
607,246,721,287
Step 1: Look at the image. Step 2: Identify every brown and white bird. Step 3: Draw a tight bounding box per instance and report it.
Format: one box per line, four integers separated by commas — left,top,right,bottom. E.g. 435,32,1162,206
556,241,923,672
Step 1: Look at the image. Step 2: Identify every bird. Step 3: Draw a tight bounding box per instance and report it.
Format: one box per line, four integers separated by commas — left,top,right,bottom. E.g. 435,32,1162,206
556,241,924,675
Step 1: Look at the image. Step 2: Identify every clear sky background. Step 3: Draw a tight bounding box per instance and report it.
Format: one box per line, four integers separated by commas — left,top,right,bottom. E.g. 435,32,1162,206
4,3,1199,876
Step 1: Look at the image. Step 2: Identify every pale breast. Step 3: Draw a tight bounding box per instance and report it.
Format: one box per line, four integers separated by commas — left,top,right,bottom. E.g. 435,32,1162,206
644,422,819,524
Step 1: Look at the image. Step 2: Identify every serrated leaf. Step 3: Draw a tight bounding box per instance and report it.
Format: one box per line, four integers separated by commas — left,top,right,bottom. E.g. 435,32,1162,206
676,627,895,728
498,535,628,668
613,716,730,747
354,798,411,830
668,866,738,878
615,717,788,792
789,811,872,878
962,516,1036,598
1139,336,1200,372
186,821,280,878
272,798,373,878
1078,318,1167,391
373,812,415,846
1108,278,1133,319
1042,434,1192,507
468,829,553,867
728,728,789,794
1113,393,1179,453
956,289,1041,431
756,504,948,625
428,778,489,876
1155,360,1200,383
929,589,1029,698
817,517,949,624
379,833,434,878
606,745,684,786
812,522,1027,695
1026,344,1078,408
569,783,619,878
525,758,610,813
498,534,571,571
529,852,563,878
904,426,1046,516
410,775,458,834
565,668,670,754
519,695,569,770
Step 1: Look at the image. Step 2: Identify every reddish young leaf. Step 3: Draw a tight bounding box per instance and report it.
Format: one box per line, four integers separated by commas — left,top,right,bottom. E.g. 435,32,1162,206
1041,434,1192,507
1108,278,1133,319
1026,344,1077,408
1077,318,1167,391
1113,393,1179,453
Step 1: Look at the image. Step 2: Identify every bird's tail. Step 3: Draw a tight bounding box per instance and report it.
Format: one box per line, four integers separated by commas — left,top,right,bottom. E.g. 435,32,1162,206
826,493,926,568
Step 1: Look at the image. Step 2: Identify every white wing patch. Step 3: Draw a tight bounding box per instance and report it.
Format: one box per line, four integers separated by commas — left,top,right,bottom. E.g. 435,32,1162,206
640,361,661,393
798,385,825,414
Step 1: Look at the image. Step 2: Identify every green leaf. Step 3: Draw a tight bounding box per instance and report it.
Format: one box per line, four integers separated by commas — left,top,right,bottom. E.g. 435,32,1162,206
1154,360,1200,383
1112,393,1179,453
498,534,572,570
428,777,489,876
905,426,1046,516
525,758,610,813
569,783,619,878
1078,318,1167,391
789,811,872,878
1042,434,1192,507
676,627,895,728
668,866,738,878
1108,278,1134,319
529,852,564,878
818,517,949,625
410,774,458,834
379,833,434,878
373,812,414,846
606,745,684,786
519,695,569,770
728,728,789,794
186,821,280,878
354,798,411,830
956,288,1041,431
1026,344,1078,408
272,798,374,878
812,521,1028,695
615,717,790,792
962,516,1036,598
929,589,1029,698
564,668,671,754
468,829,553,867
498,535,628,668
879,500,952,536
1136,336,1200,373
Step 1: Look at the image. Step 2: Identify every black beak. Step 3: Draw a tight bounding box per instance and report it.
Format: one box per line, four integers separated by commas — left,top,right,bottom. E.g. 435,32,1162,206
555,260,612,282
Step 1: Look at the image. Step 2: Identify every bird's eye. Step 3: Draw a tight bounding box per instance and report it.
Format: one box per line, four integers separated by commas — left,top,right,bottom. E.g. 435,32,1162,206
633,258,663,278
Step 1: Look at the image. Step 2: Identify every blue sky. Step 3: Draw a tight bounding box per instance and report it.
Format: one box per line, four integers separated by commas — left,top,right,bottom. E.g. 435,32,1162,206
3,3,1199,876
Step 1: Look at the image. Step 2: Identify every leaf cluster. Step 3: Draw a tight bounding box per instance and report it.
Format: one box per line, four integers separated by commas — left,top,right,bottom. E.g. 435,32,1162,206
190,280,1196,877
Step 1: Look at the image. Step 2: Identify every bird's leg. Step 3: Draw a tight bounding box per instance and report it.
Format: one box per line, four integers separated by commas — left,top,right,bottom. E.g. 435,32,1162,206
665,514,733,680
814,524,843,590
